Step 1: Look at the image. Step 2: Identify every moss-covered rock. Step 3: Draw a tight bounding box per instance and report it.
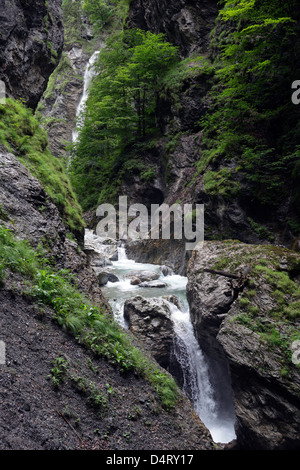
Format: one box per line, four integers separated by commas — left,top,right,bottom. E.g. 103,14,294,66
187,240,300,449
0,99,84,241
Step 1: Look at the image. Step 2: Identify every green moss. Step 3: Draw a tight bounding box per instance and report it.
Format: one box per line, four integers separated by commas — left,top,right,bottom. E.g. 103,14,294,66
234,264,300,369
212,241,300,374
0,203,10,222
248,218,275,242
203,168,241,198
0,99,84,238
161,55,214,100
0,224,178,410
37,52,74,104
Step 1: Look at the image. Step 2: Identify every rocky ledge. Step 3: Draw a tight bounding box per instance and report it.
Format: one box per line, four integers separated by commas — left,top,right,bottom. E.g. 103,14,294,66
187,240,300,449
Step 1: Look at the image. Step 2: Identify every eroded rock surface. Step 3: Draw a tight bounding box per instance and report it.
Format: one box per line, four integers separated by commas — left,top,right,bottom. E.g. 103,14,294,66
187,240,300,449
0,0,64,109
124,296,176,371
0,150,66,264
0,149,109,308
127,0,219,57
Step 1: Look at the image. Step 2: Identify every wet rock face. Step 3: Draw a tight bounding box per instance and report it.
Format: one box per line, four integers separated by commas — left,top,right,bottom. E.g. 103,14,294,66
187,240,300,449
127,0,219,57
0,149,110,309
124,296,177,372
0,0,64,109
125,238,190,276
0,150,66,264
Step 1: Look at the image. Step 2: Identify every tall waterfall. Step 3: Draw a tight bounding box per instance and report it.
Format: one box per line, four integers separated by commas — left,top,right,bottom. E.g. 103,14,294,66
85,230,237,444
72,47,103,143
166,300,236,444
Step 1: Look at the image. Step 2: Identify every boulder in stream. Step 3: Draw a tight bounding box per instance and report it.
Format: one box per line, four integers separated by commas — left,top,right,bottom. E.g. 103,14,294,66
161,265,174,276
97,272,108,286
138,280,167,288
126,270,160,282
124,296,177,372
130,277,142,285
97,271,120,286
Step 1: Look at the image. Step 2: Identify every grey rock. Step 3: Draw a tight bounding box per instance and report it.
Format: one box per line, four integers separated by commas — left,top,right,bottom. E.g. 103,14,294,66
106,272,119,283
161,265,173,276
0,150,66,264
124,296,175,370
0,150,110,312
187,240,300,450
138,281,167,288
130,277,141,285
127,0,219,57
126,270,160,282
0,0,64,109
97,272,108,287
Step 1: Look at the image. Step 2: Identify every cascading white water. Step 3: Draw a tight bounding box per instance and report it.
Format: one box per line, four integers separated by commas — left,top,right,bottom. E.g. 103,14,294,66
117,244,128,261
72,47,103,143
165,300,236,444
85,230,237,444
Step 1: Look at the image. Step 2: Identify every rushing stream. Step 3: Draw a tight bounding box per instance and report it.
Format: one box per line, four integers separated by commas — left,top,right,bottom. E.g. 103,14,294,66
85,230,237,444
75,51,236,445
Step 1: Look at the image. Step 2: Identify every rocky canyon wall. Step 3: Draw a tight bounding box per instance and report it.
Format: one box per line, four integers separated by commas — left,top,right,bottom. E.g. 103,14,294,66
187,241,300,449
0,0,64,109
126,0,219,57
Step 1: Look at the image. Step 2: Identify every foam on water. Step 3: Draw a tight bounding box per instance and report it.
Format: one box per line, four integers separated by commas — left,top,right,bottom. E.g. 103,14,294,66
86,231,236,444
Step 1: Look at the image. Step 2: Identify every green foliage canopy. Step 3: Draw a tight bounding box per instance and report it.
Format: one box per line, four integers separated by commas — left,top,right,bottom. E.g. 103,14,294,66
70,29,179,210
200,0,300,207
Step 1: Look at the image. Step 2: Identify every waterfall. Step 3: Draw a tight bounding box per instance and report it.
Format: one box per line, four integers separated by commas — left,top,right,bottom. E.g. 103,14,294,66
72,47,103,143
117,244,128,261
86,231,237,444
166,300,236,444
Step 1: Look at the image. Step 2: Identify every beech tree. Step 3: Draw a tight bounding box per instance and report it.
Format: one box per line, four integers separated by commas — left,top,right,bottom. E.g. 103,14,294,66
70,29,179,209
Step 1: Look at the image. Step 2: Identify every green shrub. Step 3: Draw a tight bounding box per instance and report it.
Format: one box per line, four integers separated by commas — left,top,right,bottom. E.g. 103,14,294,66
0,224,178,409
0,99,84,238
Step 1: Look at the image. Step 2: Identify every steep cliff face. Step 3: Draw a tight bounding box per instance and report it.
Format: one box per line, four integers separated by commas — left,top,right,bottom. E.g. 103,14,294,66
37,0,103,158
127,0,219,57
119,0,300,275
187,241,300,449
0,148,107,305
0,0,64,109
0,133,214,452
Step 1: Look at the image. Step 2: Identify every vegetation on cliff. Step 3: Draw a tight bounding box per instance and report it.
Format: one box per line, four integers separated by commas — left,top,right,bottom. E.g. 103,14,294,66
70,27,179,209
0,99,84,239
0,223,178,409
200,0,300,213
207,241,300,375
68,0,300,243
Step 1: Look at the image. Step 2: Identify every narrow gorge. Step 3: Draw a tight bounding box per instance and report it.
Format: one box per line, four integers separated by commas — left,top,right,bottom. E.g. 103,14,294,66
0,0,299,454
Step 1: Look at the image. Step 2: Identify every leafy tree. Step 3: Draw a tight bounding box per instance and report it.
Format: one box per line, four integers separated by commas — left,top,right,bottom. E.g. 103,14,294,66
70,29,179,210
82,0,114,31
200,0,300,207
